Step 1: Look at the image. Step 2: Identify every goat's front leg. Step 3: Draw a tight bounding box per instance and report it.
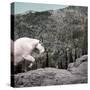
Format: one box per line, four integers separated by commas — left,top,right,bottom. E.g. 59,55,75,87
28,63,33,68
23,55,35,68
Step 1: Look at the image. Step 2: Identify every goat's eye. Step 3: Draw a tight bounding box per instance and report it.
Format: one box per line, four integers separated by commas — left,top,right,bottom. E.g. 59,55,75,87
39,41,43,45
39,40,41,43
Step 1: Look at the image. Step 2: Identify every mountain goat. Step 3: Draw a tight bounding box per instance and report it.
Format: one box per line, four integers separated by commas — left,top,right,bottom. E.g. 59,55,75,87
12,37,45,69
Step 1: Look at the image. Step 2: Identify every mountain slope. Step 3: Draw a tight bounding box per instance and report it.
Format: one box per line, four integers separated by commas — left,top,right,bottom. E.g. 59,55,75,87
12,6,88,71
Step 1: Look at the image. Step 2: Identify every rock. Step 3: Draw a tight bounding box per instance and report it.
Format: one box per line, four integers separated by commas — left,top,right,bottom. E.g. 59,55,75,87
68,55,88,76
74,55,88,67
68,62,88,76
68,63,74,69
77,62,88,76
14,68,87,87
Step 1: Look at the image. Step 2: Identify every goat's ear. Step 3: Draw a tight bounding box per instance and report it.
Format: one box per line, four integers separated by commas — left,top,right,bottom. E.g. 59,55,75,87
39,40,43,45
39,40,41,43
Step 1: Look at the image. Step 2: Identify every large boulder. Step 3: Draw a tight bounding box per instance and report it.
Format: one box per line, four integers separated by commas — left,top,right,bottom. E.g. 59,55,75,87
14,68,87,87
74,55,88,67
68,63,74,69
68,55,88,76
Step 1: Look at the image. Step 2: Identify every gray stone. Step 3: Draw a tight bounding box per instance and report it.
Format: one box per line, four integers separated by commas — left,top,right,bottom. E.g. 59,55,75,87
14,68,87,87
74,55,88,67
68,55,88,76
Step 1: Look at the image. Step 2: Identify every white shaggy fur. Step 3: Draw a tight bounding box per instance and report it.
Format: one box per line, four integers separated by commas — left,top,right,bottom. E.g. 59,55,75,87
13,37,45,67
